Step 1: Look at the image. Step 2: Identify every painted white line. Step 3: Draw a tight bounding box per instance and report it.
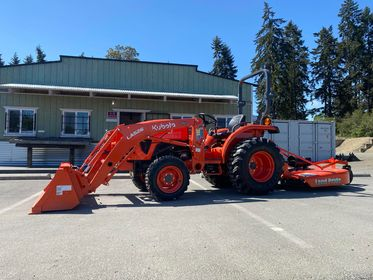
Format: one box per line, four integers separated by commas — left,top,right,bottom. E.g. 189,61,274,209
190,179,312,249
230,203,312,249
191,179,209,190
0,191,42,215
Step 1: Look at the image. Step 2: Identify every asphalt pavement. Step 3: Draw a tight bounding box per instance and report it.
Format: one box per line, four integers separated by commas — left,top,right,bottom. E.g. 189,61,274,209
0,174,373,280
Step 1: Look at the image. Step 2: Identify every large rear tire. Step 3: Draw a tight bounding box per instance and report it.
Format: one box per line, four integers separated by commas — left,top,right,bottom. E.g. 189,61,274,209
146,155,189,201
228,138,284,195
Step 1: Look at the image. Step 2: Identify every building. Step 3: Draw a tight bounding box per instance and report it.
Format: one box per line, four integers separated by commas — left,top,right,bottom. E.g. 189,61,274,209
0,56,251,166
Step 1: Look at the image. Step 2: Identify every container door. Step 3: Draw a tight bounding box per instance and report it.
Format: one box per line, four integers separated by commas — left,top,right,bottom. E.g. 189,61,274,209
271,121,289,151
299,123,315,160
316,123,332,161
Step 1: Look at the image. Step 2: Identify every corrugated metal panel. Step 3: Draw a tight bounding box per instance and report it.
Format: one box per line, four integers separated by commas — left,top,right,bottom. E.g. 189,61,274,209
0,141,96,167
0,56,251,97
0,92,241,141
0,56,252,142
0,141,27,166
265,120,336,161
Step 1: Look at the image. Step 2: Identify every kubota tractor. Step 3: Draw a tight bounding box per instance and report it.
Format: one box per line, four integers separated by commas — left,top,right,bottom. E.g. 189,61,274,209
31,69,352,214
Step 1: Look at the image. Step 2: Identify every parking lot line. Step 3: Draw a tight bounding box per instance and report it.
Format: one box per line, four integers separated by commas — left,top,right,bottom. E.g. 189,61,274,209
0,191,42,215
190,179,312,249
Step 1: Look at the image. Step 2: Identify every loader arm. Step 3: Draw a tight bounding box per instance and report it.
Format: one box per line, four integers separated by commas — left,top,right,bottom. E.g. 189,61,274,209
31,118,203,214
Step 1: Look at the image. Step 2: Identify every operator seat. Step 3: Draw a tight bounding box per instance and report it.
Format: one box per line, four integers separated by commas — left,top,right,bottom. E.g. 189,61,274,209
211,114,246,140
227,114,246,132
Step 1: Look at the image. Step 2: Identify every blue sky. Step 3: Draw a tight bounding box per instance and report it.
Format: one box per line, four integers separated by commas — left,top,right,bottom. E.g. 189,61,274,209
1,0,371,78
1,0,371,117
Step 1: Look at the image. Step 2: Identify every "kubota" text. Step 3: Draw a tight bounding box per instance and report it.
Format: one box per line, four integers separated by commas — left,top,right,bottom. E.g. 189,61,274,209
151,122,176,131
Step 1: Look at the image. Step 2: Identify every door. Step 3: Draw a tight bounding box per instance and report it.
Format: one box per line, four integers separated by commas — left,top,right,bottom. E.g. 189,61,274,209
316,124,332,161
119,112,143,125
299,123,315,160
271,121,290,151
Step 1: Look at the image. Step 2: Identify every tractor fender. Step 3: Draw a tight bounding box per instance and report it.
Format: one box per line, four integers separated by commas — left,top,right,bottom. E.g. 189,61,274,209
221,124,279,163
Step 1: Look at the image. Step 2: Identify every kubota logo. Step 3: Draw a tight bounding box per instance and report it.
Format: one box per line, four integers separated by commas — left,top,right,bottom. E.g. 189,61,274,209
126,127,144,140
152,122,176,131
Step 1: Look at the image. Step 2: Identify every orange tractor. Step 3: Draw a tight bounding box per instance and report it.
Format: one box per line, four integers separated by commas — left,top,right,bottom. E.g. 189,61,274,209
31,69,352,214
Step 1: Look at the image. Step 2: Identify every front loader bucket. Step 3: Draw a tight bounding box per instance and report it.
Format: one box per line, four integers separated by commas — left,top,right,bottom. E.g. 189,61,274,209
30,163,87,214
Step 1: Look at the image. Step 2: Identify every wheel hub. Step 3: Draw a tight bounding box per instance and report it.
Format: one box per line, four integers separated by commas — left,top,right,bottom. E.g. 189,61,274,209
248,151,275,183
164,173,174,184
249,162,257,170
156,166,184,193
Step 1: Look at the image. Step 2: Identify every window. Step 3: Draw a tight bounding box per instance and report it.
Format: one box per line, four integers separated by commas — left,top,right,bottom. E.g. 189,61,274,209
171,114,194,119
4,107,37,136
215,116,234,128
61,110,91,137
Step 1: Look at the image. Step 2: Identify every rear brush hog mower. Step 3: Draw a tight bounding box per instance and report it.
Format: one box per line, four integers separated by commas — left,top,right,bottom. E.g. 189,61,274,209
30,69,352,214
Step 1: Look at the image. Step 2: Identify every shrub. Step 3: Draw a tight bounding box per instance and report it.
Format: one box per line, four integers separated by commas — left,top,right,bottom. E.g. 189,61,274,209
337,110,373,137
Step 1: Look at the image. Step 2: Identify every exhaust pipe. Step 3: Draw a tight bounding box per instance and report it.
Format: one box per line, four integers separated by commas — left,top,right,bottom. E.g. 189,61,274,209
238,69,271,123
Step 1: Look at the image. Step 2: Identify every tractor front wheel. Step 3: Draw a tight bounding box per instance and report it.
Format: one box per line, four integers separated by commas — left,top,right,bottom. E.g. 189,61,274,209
146,155,190,201
228,138,284,195
129,171,147,192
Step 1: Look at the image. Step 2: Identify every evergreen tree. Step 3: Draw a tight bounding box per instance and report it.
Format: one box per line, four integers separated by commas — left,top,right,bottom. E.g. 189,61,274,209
9,52,20,65
338,0,363,113
36,45,46,63
360,7,373,111
24,54,33,64
251,2,286,118
106,45,139,61
281,21,309,119
0,54,4,66
210,36,238,79
311,26,343,117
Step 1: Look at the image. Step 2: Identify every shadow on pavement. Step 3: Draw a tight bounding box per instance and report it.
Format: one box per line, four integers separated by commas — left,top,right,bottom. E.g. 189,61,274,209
57,183,369,214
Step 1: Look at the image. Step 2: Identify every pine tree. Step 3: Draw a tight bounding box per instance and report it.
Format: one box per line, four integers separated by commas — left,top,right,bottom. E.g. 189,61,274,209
24,54,33,64
338,0,363,113
9,52,20,65
210,36,238,79
251,2,286,118
311,26,343,117
281,21,309,119
360,7,373,111
36,45,46,63
0,54,4,66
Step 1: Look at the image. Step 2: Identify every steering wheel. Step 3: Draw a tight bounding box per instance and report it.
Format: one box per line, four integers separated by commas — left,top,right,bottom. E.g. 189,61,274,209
198,113,218,135
198,113,217,126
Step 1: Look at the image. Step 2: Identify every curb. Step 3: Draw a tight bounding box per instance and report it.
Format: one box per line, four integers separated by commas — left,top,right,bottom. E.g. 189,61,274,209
0,174,52,180
0,174,131,181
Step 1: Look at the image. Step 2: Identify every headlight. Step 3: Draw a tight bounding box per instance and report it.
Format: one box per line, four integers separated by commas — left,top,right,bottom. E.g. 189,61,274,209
262,117,272,125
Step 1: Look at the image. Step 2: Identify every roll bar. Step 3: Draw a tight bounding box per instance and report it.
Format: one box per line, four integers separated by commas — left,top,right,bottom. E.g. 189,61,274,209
238,69,271,123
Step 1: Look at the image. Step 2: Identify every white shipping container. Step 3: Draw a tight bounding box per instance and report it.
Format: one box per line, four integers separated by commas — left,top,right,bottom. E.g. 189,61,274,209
265,120,336,161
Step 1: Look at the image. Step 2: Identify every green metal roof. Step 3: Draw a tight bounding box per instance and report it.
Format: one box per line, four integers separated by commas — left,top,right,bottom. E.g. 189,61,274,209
0,56,251,97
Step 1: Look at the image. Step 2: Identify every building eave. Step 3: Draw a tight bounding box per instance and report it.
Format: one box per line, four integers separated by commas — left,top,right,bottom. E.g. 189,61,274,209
0,83,238,102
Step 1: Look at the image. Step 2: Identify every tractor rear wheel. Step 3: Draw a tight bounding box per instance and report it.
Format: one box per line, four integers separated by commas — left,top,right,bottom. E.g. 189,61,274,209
203,174,232,188
146,155,190,201
228,138,284,195
129,171,147,192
